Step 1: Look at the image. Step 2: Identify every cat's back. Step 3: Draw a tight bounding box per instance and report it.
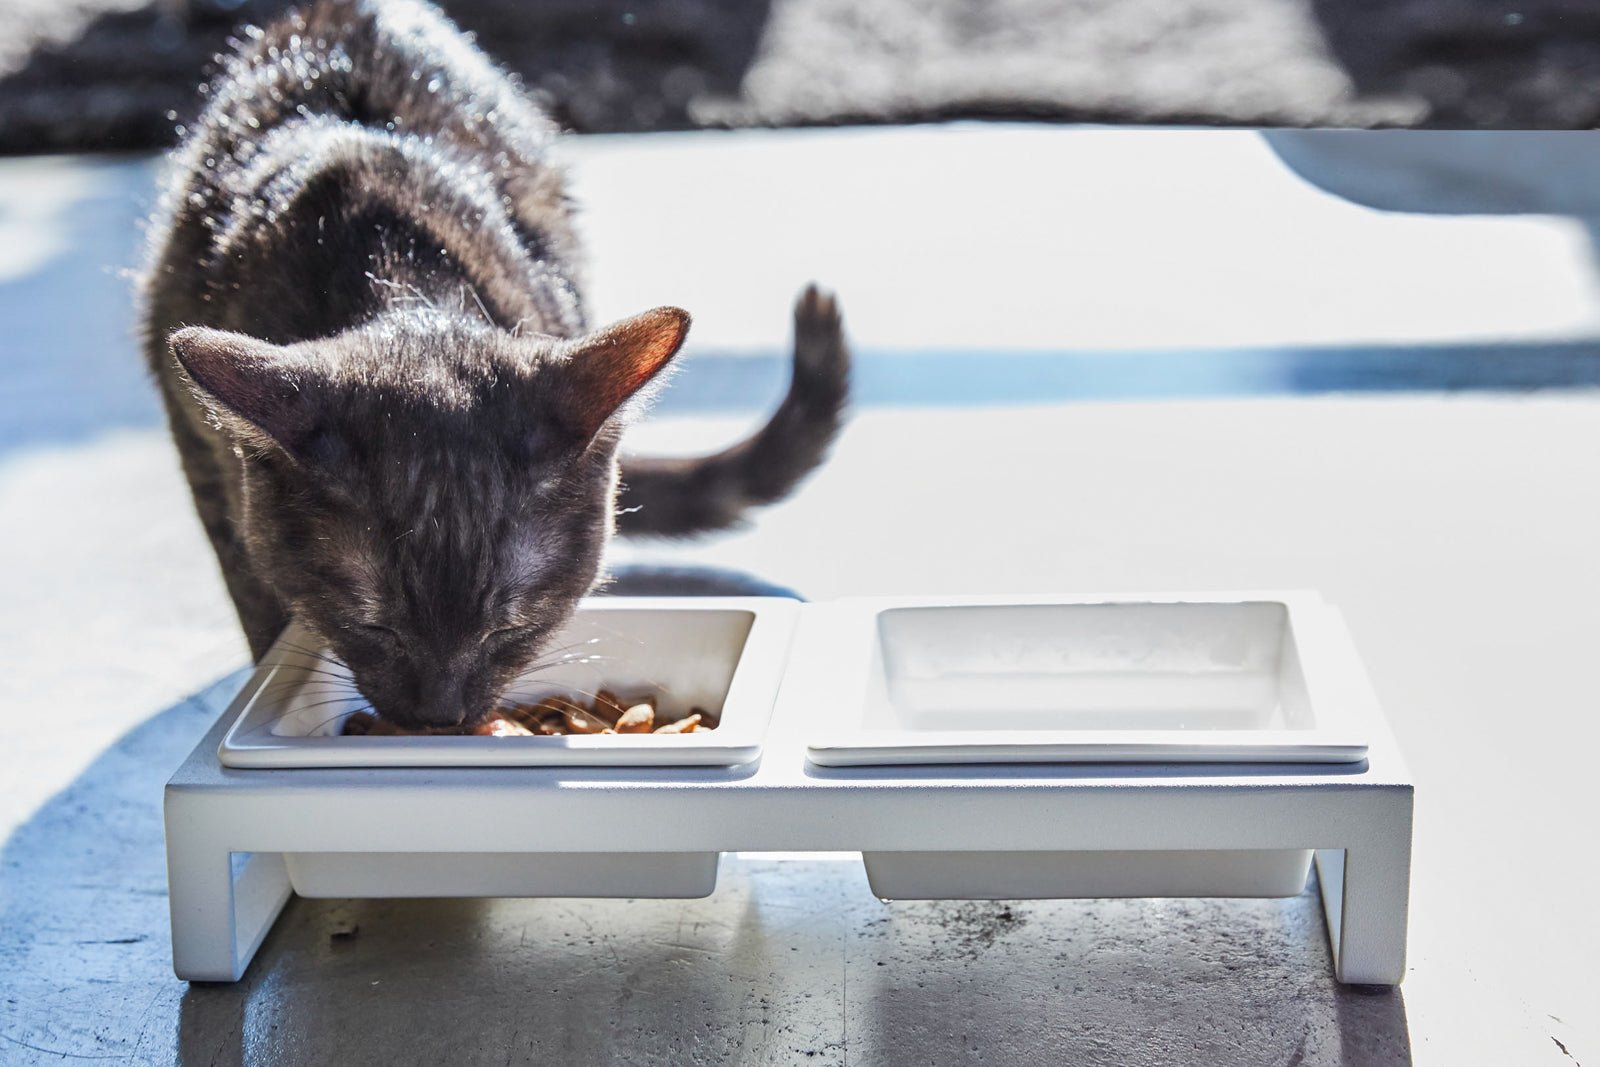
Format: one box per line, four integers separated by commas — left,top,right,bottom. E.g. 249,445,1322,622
198,0,559,176
144,0,578,354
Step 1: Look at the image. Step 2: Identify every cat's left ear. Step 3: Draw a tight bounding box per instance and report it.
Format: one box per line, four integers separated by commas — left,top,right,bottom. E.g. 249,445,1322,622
169,326,323,457
552,307,691,439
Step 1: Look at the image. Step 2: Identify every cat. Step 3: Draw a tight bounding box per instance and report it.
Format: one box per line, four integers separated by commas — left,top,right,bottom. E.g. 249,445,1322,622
139,0,849,730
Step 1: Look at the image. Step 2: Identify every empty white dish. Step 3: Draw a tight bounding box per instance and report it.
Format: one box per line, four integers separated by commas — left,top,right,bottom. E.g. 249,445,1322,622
805,593,1370,766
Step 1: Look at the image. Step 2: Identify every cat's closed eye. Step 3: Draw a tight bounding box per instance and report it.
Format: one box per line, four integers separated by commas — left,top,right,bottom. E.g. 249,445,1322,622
359,624,402,648
482,625,534,647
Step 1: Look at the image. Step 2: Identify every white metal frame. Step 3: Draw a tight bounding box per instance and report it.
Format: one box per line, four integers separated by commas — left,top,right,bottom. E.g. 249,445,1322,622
165,599,1412,985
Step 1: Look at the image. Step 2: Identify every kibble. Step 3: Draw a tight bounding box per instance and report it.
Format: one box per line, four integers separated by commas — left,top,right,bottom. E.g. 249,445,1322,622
341,692,712,737
615,703,655,733
652,712,702,735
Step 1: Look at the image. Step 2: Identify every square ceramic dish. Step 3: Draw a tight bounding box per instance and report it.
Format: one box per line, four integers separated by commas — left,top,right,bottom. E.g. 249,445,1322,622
805,593,1370,766
217,597,799,768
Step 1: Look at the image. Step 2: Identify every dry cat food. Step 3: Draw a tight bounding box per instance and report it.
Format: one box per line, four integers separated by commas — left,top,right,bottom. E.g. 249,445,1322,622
341,690,712,737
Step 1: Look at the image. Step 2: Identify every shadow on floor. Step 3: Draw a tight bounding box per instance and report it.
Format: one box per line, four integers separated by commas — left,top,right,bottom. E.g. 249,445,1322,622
649,340,1600,420
602,562,802,598
8,153,1600,466
0,661,1412,1066
0,156,164,457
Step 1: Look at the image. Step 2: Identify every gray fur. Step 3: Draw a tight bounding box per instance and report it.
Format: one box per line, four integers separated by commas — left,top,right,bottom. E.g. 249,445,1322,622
140,0,847,729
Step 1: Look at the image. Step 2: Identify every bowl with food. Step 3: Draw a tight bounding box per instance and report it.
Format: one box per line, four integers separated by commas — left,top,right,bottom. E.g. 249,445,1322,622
216,597,799,768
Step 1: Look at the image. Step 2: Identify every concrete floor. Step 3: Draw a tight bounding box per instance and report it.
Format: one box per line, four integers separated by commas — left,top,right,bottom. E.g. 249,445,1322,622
5,671,1413,1066
2,128,1599,1065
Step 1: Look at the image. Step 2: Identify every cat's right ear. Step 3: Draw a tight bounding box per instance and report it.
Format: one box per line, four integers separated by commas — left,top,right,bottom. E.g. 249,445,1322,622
545,307,692,441
169,327,318,455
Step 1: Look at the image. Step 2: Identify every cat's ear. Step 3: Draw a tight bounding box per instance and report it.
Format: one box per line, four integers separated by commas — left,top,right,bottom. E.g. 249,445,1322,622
169,327,320,455
553,307,690,439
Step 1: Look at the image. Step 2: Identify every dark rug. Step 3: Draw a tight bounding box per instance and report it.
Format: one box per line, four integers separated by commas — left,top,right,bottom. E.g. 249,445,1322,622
3,0,1599,156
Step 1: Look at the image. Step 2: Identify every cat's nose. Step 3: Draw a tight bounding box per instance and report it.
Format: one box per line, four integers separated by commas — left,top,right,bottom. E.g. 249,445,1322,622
411,676,467,727
413,705,465,728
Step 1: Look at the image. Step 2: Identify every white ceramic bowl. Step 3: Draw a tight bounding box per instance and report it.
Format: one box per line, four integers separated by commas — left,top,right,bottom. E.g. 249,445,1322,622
218,597,800,769
790,592,1369,900
806,593,1370,766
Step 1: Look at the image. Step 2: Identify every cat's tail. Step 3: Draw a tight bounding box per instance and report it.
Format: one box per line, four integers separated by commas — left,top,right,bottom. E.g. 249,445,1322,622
615,284,851,537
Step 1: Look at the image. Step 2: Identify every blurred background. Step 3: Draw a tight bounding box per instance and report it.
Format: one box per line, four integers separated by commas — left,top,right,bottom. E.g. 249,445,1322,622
6,0,1600,150
3,2,1600,1065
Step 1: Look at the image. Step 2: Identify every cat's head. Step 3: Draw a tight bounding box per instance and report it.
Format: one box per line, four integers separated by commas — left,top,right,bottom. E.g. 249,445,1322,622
169,307,689,730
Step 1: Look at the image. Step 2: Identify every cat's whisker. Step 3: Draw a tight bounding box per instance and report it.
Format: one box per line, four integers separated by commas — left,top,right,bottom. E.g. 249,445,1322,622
306,705,370,737
292,694,370,715
274,641,350,668
509,652,613,679
242,693,368,736
529,635,602,657
501,653,614,681
259,652,350,675
270,650,354,673
259,664,355,682
499,669,607,694
242,699,370,739
262,671,359,687
271,648,349,668
275,637,345,657
252,678,361,700
499,640,609,677
275,637,331,652
276,656,349,673
251,690,362,714
497,682,624,708
526,638,608,662
267,665,358,685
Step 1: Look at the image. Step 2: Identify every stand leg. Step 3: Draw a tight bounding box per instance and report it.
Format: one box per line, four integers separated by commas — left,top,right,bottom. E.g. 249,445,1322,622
165,800,293,981
1316,806,1413,986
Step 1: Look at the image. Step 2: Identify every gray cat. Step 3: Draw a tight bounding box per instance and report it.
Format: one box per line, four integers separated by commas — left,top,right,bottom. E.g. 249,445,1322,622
139,0,848,730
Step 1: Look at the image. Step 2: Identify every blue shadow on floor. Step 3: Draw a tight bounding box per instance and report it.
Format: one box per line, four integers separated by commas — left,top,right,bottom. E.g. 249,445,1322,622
10,337,1600,458
648,340,1600,419
0,157,161,457
1,147,1597,456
